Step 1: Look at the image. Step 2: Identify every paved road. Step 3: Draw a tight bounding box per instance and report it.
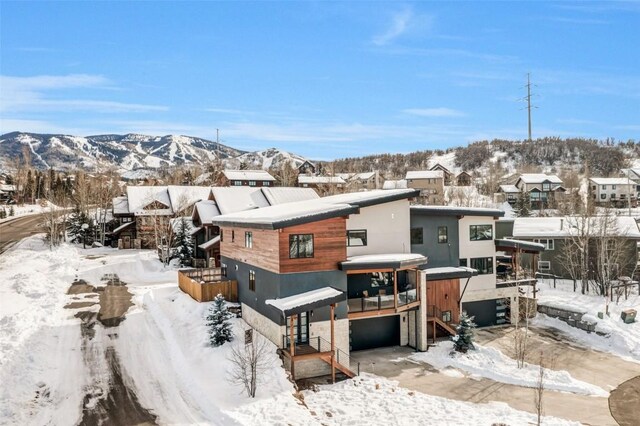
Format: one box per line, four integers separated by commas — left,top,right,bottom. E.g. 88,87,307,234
0,214,46,254
609,375,640,426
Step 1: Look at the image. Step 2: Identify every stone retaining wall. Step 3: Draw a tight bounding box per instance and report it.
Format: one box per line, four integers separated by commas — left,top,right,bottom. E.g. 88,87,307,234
537,303,597,333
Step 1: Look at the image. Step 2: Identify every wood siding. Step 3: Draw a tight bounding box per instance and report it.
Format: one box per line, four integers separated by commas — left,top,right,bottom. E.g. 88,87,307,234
279,217,347,273
178,270,238,302
426,279,460,323
220,226,281,273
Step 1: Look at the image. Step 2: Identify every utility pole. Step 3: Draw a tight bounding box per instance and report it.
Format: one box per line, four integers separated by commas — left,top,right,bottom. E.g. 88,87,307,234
525,73,534,141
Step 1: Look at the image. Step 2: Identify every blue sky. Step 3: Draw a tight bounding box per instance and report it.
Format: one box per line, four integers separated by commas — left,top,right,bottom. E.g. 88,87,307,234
1,1,639,159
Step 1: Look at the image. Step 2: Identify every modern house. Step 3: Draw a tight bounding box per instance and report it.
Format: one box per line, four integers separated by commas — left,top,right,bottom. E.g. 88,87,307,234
588,177,638,207
497,216,640,281
221,169,276,187
297,175,346,195
409,206,540,327
405,170,445,205
211,189,437,380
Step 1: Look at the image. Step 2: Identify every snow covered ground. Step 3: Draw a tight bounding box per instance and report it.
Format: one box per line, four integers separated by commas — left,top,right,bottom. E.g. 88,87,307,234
409,341,608,396
0,202,59,223
534,278,640,363
1,236,586,425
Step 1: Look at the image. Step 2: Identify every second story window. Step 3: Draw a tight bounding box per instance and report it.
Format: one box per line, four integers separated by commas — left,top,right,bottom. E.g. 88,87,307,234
410,228,423,245
249,270,256,291
438,226,448,244
602,185,607,190
347,230,367,246
289,234,314,258
263,181,271,186
221,263,228,277
249,180,257,186
470,224,493,241
245,231,253,248
231,230,235,242
470,257,494,275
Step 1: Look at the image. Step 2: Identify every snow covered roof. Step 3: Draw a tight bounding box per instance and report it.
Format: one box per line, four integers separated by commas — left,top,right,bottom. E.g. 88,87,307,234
210,187,270,215
0,184,16,192
495,238,545,253
167,186,211,213
126,186,172,215
199,235,220,250
621,168,640,180
588,177,634,186
223,169,276,182
340,253,428,270
112,221,135,235
499,184,520,193
383,179,407,190
411,205,505,218
112,196,130,215
405,170,444,180
423,266,477,280
192,200,221,224
298,175,346,185
512,216,640,239
516,174,563,184
266,287,345,317
261,187,319,205
320,189,419,208
211,200,358,230
352,172,376,181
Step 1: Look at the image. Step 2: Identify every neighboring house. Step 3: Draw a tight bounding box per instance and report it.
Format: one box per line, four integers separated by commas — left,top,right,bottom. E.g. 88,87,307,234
620,168,640,198
497,216,640,280
409,206,539,328
430,163,453,185
496,184,521,205
211,189,434,380
382,179,407,190
589,177,638,207
513,173,565,208
348,171,383,191
221,169,276,187
297,160,316,175
297,175,346,195
0,184,17,203
405,170,445,205
455,171,473,186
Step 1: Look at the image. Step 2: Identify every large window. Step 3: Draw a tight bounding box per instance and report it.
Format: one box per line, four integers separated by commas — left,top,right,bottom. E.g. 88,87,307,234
470,224,493,241
470,257,494,275
411,228,423,244
347,230,367,247
245,231,253,248
289,234,314,258
534,238,554,250
249,270,255,291
438,226,448,244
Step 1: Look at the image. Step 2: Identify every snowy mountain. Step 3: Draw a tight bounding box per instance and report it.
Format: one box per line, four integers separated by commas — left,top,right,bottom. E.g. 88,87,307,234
0,132,308,173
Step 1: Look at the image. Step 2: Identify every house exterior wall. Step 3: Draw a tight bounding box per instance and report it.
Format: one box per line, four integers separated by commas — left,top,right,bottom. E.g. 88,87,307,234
279,218,347,273
590,182,637,206
406,178,445,205
409,213,459,268
346,200,411,257
459,216,497,293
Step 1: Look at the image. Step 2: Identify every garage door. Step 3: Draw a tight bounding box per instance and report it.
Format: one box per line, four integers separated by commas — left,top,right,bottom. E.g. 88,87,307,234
350,316,400,351
461,299,498,327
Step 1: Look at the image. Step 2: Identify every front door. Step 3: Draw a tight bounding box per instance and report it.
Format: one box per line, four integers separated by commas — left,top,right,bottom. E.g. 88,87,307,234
123,236,131,249
286,312,309,345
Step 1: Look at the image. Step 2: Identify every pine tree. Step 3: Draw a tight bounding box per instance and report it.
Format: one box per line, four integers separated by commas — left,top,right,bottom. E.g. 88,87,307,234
514,191,531,217
8,205,15,217
452,312,477,353
172,217,193,266
206,294,234,346
67,206,96,245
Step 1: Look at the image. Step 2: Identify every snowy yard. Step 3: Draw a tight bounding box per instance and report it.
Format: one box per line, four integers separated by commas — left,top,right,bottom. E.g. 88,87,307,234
0,236,596,425
0,202,59,223
534,278,640,362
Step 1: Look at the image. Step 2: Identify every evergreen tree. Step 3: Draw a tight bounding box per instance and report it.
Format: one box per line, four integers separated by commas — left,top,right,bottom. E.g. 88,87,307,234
206,294,234,346
67,206,96,245
9,205,15,217
172,217,193,266
452,312,476,353
514,191,531,217
0,208,6,219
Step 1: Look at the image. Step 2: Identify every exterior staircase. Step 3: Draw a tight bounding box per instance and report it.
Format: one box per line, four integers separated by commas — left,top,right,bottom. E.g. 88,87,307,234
427,305,457,342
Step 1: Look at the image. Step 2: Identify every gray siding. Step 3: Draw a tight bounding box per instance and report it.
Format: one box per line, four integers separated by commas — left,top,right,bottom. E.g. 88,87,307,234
410,214,460,267
495,220,514,239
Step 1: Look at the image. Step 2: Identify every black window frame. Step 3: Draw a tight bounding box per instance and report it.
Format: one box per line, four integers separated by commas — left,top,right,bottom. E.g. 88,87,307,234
469,224,493,241
221,263,228,277
249,270,255,291
438,226,448,244
459,258,467,267
410,227,424,245
231,230,235,242
289,234,314,259
245,231,253,248
470,257,494,275
346,229,368,247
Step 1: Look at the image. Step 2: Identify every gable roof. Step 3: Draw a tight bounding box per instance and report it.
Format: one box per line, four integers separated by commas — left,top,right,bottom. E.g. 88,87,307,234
112,196,130,215
429,163,452,174
516,173,563,185
499,184,520,193
589,177,634,186
210,187,271,215
405,170,444,180
352,172,376,181
192,200,221,224
261,187,319,205
167,185,212,213
223,169,276,182
298,175,346,185
382,179,407,190
126,186,172,215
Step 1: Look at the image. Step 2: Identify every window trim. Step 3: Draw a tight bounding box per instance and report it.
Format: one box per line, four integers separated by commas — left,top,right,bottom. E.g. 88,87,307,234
470,257,494,275
533,238,554,251
469,224,493,241
438,226,448,244
245,231,253,248
289,234,314,259
538,260,551,271
346,229,368,247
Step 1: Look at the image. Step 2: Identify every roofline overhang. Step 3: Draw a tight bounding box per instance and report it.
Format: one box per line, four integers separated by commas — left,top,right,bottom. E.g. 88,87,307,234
267,287,346,317
348,189,420,208
339,255,428,271
495,238,545,253
423,268,478,281
410,206,505,218
211,205,359,230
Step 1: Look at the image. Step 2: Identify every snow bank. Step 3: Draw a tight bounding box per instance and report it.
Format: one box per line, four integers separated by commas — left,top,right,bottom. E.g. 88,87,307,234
409,341,608,396
0,202,60,223
302,374,580,426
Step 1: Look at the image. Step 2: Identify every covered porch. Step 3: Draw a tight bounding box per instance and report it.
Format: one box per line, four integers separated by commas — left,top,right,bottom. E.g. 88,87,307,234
495,238,545,296
340,254,427,319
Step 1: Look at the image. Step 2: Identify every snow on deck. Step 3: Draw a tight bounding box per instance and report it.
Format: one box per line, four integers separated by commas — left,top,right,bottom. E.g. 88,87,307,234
266,287,343,313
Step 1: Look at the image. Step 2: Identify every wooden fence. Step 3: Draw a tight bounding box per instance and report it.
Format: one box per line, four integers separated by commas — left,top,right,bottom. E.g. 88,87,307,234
178,270,238,303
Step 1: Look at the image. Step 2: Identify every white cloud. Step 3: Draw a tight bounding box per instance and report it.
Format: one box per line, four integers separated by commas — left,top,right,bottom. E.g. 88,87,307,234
403,108,466,118
372,8,427,46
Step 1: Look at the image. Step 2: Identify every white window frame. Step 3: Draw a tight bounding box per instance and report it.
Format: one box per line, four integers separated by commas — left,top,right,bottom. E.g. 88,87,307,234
538,261,551,271
533,238,554,251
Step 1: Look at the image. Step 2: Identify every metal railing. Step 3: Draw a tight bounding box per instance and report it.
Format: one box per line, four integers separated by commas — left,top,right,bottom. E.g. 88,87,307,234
347,288,419,313
426,305,453,326
281,334,360,376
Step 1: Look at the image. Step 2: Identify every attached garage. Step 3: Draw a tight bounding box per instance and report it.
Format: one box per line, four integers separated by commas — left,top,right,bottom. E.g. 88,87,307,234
349,315,400,351
462,299,498,327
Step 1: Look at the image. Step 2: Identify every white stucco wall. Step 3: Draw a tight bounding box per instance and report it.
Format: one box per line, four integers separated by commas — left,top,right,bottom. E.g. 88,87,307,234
459,216,497,293
346,199,411,257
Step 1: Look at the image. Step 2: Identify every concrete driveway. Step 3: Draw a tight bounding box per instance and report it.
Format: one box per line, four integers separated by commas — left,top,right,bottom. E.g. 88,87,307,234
350,326,640,426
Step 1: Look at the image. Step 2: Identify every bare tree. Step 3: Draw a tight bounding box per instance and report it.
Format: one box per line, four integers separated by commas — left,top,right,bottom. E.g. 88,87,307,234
227,328,271,398
534,351,546,426
558,215,591,294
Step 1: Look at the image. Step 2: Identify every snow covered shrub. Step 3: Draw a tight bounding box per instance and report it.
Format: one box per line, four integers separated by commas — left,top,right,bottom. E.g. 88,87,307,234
206,294,233,346
67,206,96,245
452,312,476,353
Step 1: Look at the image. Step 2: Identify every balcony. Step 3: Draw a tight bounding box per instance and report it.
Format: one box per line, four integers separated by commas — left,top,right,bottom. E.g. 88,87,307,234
347,288,419,314
178,267,237,302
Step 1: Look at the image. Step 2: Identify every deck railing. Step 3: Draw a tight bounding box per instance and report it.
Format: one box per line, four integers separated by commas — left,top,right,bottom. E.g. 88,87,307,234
347,288,418,313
